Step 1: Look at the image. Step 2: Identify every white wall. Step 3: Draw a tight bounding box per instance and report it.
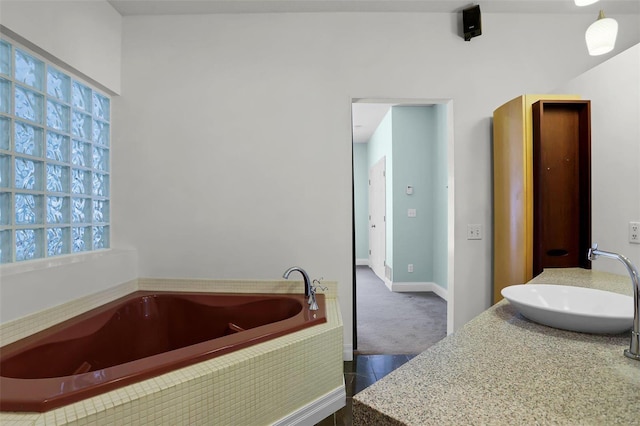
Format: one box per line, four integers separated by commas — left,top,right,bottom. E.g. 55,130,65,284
555,44,640,274
0,1,127,322
114,12,640,353
0,4,638,346
0,0,122,94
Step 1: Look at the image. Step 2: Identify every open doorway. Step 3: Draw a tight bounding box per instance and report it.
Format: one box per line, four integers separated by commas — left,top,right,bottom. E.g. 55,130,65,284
352,98,455,354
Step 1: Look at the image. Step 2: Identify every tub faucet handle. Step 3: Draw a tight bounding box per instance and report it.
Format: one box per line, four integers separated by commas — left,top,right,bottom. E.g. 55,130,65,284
312,278,327,292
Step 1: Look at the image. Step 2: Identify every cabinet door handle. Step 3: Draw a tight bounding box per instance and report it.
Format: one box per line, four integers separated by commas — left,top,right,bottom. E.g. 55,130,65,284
547,249,569,257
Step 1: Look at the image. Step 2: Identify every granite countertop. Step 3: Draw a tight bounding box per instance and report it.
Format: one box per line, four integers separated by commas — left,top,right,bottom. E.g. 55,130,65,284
352,268,640,425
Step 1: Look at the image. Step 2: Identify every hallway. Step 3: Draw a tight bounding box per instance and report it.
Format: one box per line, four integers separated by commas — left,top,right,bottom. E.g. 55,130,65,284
355,266,447,354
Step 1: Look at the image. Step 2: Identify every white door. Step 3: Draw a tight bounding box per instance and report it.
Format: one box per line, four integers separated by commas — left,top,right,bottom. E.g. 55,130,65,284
368,157,386,281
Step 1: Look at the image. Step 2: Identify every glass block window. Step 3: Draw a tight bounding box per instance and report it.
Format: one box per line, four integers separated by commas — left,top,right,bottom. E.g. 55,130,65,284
0,38,110,263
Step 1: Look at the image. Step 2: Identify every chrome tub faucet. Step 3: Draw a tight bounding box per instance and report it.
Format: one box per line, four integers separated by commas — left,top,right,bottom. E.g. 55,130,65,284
283,266,319,311
588,243,640,361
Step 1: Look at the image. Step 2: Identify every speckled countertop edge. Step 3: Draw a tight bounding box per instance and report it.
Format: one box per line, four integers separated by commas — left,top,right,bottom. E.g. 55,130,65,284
352,268,640,426
527,267,633,296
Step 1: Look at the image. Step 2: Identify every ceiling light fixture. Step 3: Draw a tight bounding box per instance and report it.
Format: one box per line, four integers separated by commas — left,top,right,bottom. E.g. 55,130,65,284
575,0,599,6
585,10,618,56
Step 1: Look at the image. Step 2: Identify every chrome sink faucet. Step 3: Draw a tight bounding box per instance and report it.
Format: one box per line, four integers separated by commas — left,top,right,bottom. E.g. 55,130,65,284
283,266,319,311
588,243,640,361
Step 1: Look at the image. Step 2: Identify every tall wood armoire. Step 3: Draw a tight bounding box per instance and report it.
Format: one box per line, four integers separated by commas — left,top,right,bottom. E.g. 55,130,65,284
493,94,591,304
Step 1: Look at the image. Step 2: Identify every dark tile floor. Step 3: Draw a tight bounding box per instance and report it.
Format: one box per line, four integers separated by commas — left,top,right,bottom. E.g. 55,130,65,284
315,354,416,426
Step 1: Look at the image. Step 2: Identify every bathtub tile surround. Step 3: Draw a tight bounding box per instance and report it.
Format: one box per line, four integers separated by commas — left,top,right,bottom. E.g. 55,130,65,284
0,279,138,346
0,278,344,425
0,278,337,346
138,277,339,298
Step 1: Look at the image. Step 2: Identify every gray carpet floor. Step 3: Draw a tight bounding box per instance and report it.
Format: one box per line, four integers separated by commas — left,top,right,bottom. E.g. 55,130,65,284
355,266,447,354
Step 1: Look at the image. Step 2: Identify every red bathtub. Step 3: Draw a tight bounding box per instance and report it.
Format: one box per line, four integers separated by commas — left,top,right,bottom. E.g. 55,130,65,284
0,291,326,413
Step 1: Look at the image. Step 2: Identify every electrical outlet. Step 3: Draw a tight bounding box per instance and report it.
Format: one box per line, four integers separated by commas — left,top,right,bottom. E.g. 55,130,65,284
630,222,640,244
408,264,414,273
467,224,482,240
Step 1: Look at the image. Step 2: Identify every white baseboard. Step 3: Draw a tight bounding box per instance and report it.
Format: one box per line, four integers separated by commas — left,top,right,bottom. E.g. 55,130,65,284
355,258,369,266
383,276,393,291
387,281,448,300
343,344,353,361
273,383,346,426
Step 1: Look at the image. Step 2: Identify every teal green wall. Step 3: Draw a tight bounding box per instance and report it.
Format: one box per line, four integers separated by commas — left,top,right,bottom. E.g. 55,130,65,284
353,105,448,289
353,143,369,261
391,106,433,283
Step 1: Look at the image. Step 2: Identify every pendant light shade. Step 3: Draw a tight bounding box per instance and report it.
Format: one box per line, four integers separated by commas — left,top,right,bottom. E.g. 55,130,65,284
585,10,618,56
575,0,599,5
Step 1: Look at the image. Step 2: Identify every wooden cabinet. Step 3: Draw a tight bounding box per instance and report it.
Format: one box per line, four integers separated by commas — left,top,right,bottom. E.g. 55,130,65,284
492,95,591,304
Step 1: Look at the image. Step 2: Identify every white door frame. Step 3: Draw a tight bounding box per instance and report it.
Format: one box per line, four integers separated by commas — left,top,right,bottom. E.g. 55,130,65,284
352,97,456,337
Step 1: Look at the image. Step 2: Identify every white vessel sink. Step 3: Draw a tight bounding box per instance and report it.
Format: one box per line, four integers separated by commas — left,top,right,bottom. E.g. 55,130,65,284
501,284,634,334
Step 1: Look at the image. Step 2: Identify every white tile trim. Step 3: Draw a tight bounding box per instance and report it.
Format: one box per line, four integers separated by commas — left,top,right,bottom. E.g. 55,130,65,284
272,383,346,426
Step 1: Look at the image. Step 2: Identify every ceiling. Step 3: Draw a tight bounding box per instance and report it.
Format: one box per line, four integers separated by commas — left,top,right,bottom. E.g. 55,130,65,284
107,0,640,16
352,103,394,144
